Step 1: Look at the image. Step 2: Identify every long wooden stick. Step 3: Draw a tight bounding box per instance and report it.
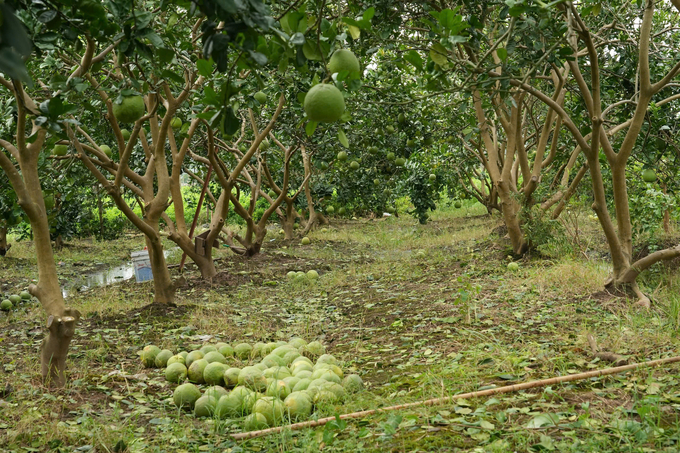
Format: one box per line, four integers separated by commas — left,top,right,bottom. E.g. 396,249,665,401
231,355,680,440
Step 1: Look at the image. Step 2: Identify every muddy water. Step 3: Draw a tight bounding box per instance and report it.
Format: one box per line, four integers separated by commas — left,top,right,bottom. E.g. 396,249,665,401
61,248,178,298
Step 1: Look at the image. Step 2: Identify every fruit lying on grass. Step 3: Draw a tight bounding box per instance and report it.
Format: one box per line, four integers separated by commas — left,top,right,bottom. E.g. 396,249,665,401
156,337,357,430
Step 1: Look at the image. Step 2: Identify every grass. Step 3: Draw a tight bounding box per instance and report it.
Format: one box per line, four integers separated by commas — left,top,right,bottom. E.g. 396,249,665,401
1,202,680,452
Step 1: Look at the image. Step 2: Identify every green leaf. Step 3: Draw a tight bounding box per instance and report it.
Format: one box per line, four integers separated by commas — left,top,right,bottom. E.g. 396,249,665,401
497,48,508,61
305,121,318,136
348,25,361,40
338,129,349,148
404,50,423,70
526,414,558,429
430,43,448,66
197,59,214,77
363,7,375,21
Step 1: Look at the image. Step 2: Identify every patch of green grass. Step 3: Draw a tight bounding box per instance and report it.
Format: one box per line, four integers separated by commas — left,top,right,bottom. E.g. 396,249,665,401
2,210,680,452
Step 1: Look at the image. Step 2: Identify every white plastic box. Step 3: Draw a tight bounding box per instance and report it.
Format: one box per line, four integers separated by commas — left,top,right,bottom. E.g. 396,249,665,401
131,250,153,283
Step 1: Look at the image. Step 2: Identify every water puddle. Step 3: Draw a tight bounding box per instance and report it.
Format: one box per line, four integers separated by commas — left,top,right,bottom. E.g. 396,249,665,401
61,248,179,298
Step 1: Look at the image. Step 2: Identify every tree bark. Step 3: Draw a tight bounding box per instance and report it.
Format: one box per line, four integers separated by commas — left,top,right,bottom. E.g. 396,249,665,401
0,226,9,256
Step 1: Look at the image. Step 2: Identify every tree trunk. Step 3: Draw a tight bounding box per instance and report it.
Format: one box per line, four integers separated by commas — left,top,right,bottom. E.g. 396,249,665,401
144,230,175,304
0,226,9,256
281,201,296,240
96,185,104,238
497,183,528,255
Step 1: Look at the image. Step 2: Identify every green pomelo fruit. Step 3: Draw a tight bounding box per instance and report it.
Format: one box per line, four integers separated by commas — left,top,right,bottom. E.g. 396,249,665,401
307,378,329,392
218,344,234,357
170,117,182,129
454,201,462,209
288,338,307,349
429,174,436,181
328,49,361,75
200,345,217,355
204,385,229,400
343,374,364,393
1,300,12,311
286,271,297,280
167,354,185,366
395,157,406,167
252,397,285,426
369,146,379,155
304,84,345,123
224,367,241,387
155,349,174,368
293,370,312,380
386,206,395,214
349,161,360,170
244,413,268,431
337,151,348,162
272,345,295,357
283,376,300,390
266,380,292,399
508,262,519,271
215,342,228,351
293,356,314,366
284,392,313,420
320,161,329,170
188,359,208,384
194,395,217,418
303,341,325,358
385,125,395,134
316,354,338,366
259,139,270,151
178,351,188,359
52,144,68,156
301,237,311,245
262,354,285,368
424,136,434,146
263,366,291,380
320,371,342,384
216,394,246,418
314,389,339,405
234,343,253,360
173,383,201,409
282,351,301,365
99,145,112,157
374,178,380,186
327,206,335,214
112,95,145,123
254,91,267,104
291,361,313,374
325,382,347,400
398,113,406,124
203,362,228,386
406,139,416,147
186,352,204,364
120,129,131,140
338,207,346,215
203,351,226,364
642,169,656,182
140,345,161,368
9,294,21,304
262,342,278,354
386,152,395,161
230,385,253,402
293,378,312,392
254,362,268,371
238,366,267,391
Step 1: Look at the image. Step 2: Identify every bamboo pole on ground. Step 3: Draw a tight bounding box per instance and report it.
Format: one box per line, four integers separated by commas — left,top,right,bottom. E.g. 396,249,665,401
232,355,680,440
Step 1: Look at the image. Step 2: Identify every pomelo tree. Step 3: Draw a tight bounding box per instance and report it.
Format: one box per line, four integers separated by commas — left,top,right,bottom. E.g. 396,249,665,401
449,0,680,304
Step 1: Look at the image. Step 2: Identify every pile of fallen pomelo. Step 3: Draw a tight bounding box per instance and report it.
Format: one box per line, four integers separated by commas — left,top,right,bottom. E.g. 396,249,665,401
139,338,363,431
